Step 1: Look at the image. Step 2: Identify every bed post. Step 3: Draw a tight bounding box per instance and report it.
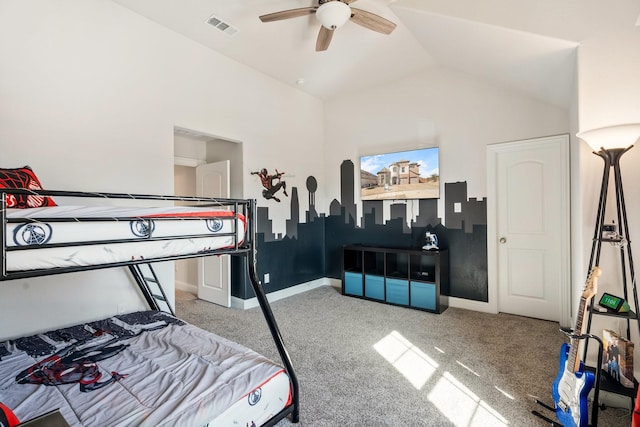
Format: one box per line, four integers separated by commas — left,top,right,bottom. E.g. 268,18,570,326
247,199,300,424
0,192,5,279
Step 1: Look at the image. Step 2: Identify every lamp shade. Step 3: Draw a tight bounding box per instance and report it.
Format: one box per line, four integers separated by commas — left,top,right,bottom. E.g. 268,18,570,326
316,1,351,30
576,123,640,151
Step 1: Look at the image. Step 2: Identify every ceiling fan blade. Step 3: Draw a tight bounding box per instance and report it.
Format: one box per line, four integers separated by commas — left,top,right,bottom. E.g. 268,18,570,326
342,0,358,3
259,7,316,23
350,8,397,35
316,26,334,51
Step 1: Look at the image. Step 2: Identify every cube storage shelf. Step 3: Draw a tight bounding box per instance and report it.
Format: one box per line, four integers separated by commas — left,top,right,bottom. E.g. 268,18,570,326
342,245,448,313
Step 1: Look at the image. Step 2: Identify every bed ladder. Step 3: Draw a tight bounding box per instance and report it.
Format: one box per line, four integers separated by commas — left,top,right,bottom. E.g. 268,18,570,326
128,263,175,316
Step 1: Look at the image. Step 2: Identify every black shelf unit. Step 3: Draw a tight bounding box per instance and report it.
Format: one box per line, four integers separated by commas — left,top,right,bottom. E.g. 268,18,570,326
586,367,638,399
342,245,448,313
589,306,637,320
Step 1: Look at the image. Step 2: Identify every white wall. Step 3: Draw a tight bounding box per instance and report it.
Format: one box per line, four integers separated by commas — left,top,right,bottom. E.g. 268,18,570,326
0,0,324,339
323,67,570,221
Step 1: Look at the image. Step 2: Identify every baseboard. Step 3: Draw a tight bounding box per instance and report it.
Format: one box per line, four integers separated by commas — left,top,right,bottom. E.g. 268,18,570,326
326,278,342,289
175,281,197,294
448,296,496,313
595,389,634,410
231,278,334,310
229,277,495,314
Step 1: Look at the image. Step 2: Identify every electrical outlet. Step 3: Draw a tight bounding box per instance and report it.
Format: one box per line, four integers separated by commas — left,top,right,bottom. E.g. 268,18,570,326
264,273,270,284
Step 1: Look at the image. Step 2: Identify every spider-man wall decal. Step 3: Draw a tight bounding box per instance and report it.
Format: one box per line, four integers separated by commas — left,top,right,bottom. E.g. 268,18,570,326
250,168,288,202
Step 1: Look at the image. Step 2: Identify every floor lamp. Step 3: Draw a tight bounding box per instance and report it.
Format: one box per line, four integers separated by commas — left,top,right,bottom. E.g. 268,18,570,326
577,123,640,342
532,125,640,427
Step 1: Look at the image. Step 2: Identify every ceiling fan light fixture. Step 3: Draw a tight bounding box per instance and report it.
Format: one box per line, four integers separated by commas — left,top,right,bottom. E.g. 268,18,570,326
316,1,351,30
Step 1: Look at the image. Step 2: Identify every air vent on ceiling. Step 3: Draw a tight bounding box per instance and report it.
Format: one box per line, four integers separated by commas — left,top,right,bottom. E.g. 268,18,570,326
206,14,239,37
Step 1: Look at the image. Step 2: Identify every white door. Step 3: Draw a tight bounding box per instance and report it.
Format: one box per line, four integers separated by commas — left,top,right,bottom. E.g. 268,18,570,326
196,160,231,307
488,135,570,323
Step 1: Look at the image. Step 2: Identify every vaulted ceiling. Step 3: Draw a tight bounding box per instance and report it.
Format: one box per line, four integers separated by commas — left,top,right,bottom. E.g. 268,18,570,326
111,0,640,109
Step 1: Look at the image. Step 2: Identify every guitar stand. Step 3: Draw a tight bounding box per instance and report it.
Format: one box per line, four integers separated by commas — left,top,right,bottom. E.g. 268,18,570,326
532,328,604,426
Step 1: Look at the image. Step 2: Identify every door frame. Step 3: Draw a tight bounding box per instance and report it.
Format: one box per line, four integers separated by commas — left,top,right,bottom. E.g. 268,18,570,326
174,126,244,305
174,156,204,168
487,134,571,326
173,159,232,306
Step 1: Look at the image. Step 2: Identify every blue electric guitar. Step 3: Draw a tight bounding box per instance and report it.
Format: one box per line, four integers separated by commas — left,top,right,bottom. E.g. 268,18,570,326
552,266,601,427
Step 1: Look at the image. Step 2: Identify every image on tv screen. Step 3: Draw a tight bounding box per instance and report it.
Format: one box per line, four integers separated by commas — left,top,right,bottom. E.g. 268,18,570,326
360,147,439,200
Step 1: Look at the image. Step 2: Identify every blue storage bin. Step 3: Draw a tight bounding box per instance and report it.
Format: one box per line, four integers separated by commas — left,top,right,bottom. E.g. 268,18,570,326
411,281,436,310
344,272,363,296
365,275,385,300
386,278,409,305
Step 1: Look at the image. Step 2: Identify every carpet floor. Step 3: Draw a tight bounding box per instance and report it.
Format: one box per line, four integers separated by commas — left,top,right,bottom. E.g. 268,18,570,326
176,286,632,426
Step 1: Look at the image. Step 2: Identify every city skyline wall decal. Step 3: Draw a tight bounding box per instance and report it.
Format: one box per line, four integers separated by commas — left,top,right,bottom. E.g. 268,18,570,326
233,160,488,302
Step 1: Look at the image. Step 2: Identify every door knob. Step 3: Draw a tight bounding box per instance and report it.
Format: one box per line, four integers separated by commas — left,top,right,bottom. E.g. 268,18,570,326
499,237,507,244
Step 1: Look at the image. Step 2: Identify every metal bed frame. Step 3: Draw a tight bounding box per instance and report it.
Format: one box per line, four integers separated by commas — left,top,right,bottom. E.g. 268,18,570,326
0,187,300,426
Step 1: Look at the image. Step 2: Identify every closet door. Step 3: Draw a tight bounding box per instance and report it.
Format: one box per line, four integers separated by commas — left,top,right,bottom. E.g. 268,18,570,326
488,135,570,323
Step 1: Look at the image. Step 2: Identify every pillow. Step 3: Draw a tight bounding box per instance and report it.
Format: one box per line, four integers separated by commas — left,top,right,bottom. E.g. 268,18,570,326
0,402,19,427
0,166,57,208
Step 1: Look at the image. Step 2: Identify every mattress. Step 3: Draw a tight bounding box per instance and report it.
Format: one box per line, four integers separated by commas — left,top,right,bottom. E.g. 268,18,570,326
5,205,247,271
0,310,291,426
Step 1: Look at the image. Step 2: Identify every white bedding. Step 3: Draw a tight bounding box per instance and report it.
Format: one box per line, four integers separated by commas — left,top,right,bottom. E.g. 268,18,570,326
5,206,246,271
0,311,291,426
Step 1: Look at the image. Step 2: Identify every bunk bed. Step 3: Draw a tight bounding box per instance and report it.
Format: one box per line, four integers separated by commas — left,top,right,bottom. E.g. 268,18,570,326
0,174,300,427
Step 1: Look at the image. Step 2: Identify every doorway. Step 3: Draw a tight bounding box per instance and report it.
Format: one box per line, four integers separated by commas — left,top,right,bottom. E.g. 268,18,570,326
487,135,570,324
173,127,243,307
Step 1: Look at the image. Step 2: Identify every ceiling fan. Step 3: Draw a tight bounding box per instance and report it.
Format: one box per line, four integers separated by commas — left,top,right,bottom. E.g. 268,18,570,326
259,0,397,52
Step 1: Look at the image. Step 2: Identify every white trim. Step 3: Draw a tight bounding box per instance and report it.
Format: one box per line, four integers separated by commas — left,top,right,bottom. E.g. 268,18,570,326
448,296,495,313
174,125,242,144
175,280,197,294
487,146,499,315
174,156,205,167
230,278,497,314
487,135,571,325
229,277,508,316
231,278,334,310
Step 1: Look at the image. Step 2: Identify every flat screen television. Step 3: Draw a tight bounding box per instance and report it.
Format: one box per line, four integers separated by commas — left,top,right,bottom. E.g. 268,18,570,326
360,147,439,200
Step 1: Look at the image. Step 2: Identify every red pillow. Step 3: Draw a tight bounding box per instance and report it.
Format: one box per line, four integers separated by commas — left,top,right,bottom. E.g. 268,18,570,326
0,166,57,208
0,402,19,427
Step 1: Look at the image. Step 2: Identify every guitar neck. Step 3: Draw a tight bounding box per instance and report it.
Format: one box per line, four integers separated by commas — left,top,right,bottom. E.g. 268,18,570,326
568,295,588,373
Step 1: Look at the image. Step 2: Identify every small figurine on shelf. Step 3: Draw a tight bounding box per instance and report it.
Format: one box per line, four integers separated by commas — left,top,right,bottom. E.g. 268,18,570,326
422,231,439,251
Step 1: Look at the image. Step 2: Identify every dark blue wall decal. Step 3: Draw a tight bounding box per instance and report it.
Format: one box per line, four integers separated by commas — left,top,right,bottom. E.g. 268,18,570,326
234,161,488,303
443,182,488,301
